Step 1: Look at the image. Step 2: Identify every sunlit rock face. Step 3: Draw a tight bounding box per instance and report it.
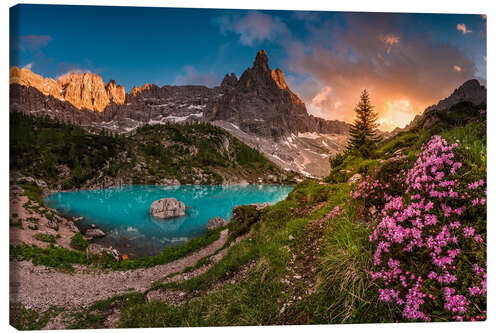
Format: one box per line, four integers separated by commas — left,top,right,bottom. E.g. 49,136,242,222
10,67,125,112
8,50,351,178
10,67,62,99
57,72,125,112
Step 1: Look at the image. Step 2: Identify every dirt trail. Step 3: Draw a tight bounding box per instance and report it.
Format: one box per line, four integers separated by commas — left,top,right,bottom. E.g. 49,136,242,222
10,229,228,311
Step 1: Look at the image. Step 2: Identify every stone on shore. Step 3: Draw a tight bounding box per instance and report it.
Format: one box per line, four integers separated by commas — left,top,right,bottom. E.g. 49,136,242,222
86,243,121,261
85,226,106,238
207,216,228,230
150,198,186,219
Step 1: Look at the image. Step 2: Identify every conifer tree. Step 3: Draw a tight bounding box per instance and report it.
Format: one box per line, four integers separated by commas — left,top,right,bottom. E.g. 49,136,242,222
346,89,381,157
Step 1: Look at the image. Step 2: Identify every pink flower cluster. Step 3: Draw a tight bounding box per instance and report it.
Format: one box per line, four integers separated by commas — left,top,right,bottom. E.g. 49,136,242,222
351,176,387,200
327,206,343,220
354,135,486,322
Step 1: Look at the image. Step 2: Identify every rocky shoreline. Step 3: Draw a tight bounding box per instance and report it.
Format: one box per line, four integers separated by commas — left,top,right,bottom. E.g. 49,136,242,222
11,173,276,260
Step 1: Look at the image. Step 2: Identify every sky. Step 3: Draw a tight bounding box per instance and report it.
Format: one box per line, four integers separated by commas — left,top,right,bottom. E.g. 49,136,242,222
10,4,486,131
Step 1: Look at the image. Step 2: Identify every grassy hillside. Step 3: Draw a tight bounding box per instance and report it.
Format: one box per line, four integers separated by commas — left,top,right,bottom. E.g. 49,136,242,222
10,101,486,328
10,113,293,189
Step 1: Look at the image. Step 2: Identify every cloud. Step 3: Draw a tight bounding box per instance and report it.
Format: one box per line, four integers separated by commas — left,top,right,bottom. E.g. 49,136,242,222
457,23,472,35
22,62,33,70
285,13,478,130
453,65,462,72
174,66,219,88
215,11,289,46
13,35,52,51
379,34,400,54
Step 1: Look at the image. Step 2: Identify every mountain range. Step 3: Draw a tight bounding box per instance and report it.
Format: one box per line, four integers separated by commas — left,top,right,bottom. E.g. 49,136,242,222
9,50,486,178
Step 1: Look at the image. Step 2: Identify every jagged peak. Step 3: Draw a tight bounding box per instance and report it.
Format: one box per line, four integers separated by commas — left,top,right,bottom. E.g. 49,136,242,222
271,68,288,90
9,65,125,111
130,83,154,96
253,50,270,71
221,73,238,88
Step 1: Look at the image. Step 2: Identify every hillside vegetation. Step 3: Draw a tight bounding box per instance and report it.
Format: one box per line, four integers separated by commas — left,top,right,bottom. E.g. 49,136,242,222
10,113,293,189
10,100,486,329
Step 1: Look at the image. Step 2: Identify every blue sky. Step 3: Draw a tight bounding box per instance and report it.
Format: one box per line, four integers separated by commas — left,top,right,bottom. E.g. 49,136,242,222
10,4,486,129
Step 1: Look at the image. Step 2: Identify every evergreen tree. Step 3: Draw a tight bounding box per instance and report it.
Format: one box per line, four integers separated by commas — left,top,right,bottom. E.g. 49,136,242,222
346,89,381,157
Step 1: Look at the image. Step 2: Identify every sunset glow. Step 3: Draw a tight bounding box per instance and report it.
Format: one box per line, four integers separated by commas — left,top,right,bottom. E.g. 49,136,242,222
10,7,486,132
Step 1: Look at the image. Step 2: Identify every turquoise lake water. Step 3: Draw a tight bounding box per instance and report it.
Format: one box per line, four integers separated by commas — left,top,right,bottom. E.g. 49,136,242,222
44,185,293,257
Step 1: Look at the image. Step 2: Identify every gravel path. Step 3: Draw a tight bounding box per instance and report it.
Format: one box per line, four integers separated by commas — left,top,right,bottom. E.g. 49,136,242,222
10,229,228,311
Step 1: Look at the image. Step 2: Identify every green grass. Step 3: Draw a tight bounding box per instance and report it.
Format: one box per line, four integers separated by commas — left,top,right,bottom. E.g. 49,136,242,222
10,227,224,272
10,303,63,330
70,232,88,251
83,181,378,328
34,233,56,243
18,182,43,203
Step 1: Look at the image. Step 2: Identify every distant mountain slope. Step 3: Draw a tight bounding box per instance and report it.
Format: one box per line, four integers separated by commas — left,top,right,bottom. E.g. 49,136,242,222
424,79,486,114
390,79,486,136
9,50,350,178
10,113,294,190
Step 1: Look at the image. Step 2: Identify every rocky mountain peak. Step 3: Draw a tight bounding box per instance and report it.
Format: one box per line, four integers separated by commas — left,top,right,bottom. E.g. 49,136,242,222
424,79,486,113
56,71,123,112
10,66,125,112
105,80,126,105
271,68,288,90
253,50,270,71
10,66,62,98
235,50,291,94
130,83,153,96
221,73,238,89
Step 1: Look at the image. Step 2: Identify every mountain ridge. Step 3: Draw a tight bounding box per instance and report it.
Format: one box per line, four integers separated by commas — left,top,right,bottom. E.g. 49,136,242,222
9,51,486,178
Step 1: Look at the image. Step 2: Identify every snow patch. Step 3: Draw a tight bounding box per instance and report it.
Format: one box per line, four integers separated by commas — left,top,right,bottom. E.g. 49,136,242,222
298,132,321,139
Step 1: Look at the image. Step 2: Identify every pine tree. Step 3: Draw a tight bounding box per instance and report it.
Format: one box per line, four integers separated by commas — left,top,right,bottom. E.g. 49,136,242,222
346,89,381,157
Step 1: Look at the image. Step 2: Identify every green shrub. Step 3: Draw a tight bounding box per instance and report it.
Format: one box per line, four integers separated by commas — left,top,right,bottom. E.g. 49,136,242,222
70,232,88,251
228,205,261,240
34,233,56,243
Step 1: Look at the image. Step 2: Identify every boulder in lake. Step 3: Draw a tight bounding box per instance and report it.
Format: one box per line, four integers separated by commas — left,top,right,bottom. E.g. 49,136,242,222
207,216,228,230
150,198,186,219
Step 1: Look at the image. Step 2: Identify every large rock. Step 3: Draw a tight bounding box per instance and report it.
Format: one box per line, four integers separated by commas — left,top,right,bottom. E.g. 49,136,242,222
86,243,121,261
207,216,228,230
348,173,362,185
150,198,186,219
85,226,106,238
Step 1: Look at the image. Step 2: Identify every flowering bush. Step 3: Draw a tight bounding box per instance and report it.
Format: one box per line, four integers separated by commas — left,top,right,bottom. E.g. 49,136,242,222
354,135,486,322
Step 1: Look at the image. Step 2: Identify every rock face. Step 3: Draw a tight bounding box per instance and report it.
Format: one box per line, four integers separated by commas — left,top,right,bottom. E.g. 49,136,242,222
10,66,125,112
207,50,349,139
85,226,106,238
348,173,362,185
150,198,186,219
424,79,486,114
9,50,353,178
86,243,121,261
207,216,228,230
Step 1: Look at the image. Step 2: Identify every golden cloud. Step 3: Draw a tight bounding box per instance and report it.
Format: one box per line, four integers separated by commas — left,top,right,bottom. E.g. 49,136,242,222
457,23,472,35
